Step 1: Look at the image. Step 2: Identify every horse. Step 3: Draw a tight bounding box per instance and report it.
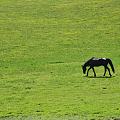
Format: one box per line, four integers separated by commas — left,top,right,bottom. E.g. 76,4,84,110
82,57,115,77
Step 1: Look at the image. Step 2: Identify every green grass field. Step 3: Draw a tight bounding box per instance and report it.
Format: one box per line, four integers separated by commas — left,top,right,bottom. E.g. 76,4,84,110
0,0,120,119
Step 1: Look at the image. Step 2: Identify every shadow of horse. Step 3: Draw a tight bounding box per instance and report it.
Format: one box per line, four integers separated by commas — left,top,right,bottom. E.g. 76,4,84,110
84,75,115,78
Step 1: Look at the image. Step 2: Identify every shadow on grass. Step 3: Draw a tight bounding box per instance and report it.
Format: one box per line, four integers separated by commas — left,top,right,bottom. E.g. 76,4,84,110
84,76,115,79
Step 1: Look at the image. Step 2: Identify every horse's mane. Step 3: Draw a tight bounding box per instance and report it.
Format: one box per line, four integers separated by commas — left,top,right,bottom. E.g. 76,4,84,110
84,57,95,66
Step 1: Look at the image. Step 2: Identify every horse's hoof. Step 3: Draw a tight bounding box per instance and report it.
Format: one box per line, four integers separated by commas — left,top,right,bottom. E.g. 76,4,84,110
94,75,96,77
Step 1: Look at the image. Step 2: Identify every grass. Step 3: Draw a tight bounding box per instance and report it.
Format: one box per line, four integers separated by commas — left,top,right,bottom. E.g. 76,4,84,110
0,0,120,119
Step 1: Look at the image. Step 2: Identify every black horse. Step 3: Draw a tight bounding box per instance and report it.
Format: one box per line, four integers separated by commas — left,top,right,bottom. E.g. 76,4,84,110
82,57,115,77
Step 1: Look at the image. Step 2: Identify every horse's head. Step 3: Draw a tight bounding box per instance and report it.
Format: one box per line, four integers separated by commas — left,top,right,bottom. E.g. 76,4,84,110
82,65,86,74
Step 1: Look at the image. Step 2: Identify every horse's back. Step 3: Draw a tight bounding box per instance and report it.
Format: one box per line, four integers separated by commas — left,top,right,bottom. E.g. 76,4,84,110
90,57,107,66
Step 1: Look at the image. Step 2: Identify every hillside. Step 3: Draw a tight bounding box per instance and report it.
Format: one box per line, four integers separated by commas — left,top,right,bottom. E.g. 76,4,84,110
0,0,120,119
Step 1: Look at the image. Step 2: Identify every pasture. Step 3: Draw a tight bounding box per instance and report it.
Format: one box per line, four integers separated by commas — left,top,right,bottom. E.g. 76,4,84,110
0,0,120,119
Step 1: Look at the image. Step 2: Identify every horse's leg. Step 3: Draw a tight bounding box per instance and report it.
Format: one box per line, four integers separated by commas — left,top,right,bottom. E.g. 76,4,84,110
103,66,107,76
92,67,96,77
87,67,91,76
106,66,112,77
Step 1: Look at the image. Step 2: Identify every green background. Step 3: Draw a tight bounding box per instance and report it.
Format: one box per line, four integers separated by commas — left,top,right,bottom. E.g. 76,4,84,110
0,0,120,119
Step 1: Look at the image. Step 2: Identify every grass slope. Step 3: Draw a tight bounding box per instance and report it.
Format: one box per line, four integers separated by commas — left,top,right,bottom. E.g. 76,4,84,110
0,0,120,119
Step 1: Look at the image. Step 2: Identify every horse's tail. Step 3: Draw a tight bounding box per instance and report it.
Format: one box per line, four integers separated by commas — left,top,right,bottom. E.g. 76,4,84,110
107,58,115,73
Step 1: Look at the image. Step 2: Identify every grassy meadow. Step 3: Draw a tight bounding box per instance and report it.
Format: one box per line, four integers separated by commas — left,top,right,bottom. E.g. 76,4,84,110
0,0,120,119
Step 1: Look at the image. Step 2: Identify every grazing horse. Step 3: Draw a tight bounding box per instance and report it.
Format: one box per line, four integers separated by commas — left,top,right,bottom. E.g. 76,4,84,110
82,57,115,77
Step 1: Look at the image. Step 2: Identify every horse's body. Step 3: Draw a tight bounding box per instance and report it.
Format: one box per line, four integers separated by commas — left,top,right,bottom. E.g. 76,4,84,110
82,57,115,77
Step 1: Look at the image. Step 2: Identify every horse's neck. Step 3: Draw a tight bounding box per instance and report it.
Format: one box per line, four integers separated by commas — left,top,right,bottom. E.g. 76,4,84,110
84,62,89,67
84,57,94,66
